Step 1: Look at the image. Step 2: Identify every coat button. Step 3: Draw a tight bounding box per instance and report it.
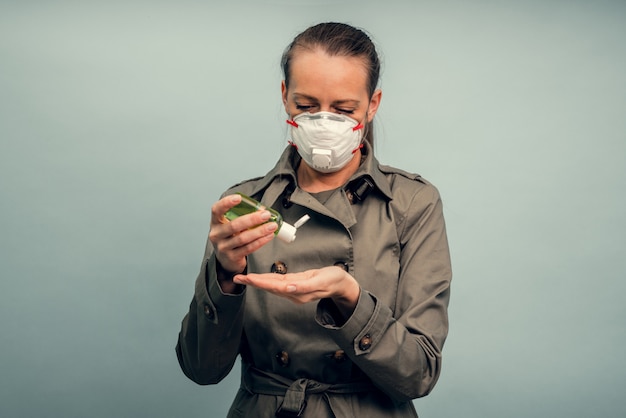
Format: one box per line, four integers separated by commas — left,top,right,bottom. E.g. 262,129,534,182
359,334,372,351
276,350,290,367
332,350,346,363
271,261,287,274
333,261,349,272
203,304,214,319
346,189,355,204
282,187,294,209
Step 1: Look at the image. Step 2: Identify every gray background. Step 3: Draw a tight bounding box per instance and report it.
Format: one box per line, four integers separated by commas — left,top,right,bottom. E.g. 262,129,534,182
1,0,625,417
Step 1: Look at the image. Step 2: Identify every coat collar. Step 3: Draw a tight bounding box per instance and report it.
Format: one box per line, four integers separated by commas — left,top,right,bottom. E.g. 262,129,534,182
245,141,393,206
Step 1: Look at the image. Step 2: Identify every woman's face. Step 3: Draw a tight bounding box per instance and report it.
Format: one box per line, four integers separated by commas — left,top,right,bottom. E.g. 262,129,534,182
281,48,381,124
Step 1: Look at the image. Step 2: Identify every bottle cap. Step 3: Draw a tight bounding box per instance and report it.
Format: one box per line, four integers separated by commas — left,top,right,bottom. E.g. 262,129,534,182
276,221,297,243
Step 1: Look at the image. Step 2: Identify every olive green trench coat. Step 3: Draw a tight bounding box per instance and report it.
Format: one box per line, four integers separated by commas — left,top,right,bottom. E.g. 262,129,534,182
177,143,452,417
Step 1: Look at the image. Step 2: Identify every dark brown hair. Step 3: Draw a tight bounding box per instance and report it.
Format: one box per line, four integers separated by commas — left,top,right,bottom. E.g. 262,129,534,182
281,22,381,146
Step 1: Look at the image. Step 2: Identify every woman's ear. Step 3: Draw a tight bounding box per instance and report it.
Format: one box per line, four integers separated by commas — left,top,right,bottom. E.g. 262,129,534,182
367,89,382,122
281,80,289,113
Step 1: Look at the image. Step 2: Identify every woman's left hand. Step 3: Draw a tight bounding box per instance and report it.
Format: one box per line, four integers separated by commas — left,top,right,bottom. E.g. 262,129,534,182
233,266,360,317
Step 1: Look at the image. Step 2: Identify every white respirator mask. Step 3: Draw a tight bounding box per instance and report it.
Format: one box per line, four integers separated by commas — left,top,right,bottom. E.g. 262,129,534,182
286,111,365,173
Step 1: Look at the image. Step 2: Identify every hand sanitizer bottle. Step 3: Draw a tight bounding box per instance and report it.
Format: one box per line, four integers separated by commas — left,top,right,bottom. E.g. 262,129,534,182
224,193,310,243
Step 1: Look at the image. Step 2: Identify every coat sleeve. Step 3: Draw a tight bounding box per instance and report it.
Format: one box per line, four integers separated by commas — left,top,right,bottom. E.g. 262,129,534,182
176,242,246,385
316,182,452,402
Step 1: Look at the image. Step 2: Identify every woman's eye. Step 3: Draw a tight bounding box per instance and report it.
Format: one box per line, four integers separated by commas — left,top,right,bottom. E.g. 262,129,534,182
296,104,315,111
337,108,355,114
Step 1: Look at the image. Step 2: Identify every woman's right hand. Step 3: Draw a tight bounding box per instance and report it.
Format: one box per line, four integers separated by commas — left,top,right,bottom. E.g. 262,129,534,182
209,194,278,285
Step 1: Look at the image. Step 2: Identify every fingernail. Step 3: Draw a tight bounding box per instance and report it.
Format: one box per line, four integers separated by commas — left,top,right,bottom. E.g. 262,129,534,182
286,285,297,293
260,210,271,221
266,222,278,232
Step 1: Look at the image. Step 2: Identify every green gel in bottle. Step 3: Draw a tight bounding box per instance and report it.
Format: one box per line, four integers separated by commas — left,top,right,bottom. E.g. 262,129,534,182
224,193,309,243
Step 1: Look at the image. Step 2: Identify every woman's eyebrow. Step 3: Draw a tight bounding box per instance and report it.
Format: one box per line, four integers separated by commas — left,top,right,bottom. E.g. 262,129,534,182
292,93,360,107
292,93,318,102
332,99,360,106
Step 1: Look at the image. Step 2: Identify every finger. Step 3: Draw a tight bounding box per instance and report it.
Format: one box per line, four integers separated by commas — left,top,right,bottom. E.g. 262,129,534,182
233,272,288,287
234,272,323,304
210,201,275,245
221,224,277,259
211,194,242,225
278,268,343,300
226,209,274,238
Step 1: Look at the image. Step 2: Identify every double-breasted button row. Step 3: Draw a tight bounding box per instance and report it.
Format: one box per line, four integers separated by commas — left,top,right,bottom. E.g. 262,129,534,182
276,350,290,367
359,334,372,351
331,350,346,363
203,304,215,320
333,261,349,272
324,349,347,363
273,261,348,274
277,349,349,367
271,261,287,274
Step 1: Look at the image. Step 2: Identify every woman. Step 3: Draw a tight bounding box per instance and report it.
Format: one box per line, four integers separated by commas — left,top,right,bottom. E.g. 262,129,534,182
176,22,452,417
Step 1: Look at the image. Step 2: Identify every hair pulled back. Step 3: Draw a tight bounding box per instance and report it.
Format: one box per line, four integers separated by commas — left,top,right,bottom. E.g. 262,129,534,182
281,22,381,146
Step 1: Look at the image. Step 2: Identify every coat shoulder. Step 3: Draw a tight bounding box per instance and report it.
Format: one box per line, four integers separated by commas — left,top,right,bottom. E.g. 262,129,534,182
378,164,423,182
377,164,440,203
222,176,267,197
376,165,444,243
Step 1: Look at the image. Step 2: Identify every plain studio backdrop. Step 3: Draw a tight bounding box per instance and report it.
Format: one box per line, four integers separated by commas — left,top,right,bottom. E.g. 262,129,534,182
1,1,624,417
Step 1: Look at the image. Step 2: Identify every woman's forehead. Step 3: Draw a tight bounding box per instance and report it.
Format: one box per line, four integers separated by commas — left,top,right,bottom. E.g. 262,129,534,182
288,49,369,97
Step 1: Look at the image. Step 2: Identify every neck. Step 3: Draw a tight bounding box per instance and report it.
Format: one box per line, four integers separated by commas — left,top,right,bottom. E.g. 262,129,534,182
297,149,362,193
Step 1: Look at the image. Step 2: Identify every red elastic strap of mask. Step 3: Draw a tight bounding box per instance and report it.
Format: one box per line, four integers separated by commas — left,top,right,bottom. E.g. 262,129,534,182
286,119,298,128
288,141,298,150
352,123,364,131
352,143,364,154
